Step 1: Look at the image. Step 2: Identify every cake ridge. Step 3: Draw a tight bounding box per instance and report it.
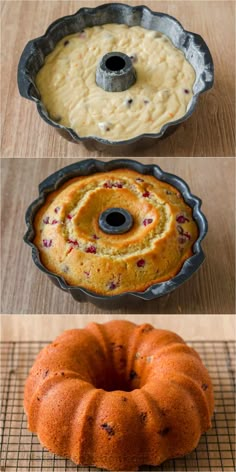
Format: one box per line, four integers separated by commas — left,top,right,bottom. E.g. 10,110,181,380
130,387,169,462
69,387,105,466
85,322,117,389
124,323,155,388
169,372,213,430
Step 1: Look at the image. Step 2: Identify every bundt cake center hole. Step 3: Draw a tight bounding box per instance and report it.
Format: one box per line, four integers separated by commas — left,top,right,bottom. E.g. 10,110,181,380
105,56,126,71
96,374,138,392
94,360,140,392
106,211,126,227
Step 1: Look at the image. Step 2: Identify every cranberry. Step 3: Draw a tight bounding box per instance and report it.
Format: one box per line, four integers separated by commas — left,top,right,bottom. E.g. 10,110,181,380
183,232,191,240
67,214,73,220
67,239,79,246
130,370,138,380
158,427,171,436
109,281,117,290
143,218,153,226
43,216,50,224
143,191,150,198
140,412,147,423
51,219,58,225
54,207,60,213
130,54,138,63
103,181,123,189
93,234,99,240
178,232,191,244
43,239,52,248
86,246,96,254
126,98,133,107
103,182,112,188
184,89,190,94
176,215,189,224
137,259,145,267
100,423,115,436
113,182,123,188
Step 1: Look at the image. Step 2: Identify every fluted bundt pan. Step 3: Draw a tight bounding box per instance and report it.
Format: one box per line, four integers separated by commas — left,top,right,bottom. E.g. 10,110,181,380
18,3,214,153
24,159,208,309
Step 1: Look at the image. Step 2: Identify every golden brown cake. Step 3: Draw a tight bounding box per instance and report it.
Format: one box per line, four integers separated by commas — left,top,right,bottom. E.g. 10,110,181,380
36,24,195,141
24,320,214,471
33,168,198,295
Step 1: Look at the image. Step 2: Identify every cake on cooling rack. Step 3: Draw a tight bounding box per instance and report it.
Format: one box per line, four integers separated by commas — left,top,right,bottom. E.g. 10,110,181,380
24,320,214,471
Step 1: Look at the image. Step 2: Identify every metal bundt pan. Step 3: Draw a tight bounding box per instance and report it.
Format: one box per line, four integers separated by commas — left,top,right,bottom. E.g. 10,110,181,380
24,159,208,309
18,3,214,154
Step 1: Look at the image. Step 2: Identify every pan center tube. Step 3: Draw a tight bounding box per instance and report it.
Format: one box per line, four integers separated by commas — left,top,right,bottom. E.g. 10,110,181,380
99,208,133,234
96,52,136,92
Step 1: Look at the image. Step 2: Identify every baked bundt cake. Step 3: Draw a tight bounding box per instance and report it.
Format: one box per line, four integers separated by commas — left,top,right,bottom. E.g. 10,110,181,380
33,168,199,295
35,24,195,141
24,320,214,471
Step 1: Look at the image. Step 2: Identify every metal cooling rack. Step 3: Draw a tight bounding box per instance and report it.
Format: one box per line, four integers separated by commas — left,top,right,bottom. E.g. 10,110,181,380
0,341,235,472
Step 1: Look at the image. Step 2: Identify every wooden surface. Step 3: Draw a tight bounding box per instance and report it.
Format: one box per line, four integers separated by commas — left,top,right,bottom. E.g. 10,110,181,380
1,157,235,315
1,0,235,158
1,314,235,341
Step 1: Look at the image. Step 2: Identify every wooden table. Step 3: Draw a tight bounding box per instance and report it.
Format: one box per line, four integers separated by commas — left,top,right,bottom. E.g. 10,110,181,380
1,0,235,158
1,314,234,341
1,157,235,314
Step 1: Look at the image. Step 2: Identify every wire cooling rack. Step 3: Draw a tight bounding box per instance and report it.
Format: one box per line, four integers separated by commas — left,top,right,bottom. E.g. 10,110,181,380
0,341,235,472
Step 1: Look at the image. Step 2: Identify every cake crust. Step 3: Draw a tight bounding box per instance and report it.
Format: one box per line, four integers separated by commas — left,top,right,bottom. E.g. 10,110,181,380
33,169,199,296
24,321,214,471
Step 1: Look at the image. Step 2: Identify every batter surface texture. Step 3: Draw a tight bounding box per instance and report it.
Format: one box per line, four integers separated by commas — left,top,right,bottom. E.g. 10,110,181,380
33,169,198,295
36,24,196,141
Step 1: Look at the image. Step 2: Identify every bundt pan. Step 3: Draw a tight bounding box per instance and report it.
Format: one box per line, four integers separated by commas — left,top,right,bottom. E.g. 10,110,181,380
17,3,214,154
24,159,208,309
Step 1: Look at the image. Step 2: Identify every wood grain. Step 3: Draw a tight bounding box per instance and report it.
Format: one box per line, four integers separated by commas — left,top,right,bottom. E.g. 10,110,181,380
1,0,235,158
1,157,235,314
1,314,235,341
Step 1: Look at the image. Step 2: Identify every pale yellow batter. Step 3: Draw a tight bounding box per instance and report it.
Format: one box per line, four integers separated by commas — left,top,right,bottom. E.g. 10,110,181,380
36,24,196,141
